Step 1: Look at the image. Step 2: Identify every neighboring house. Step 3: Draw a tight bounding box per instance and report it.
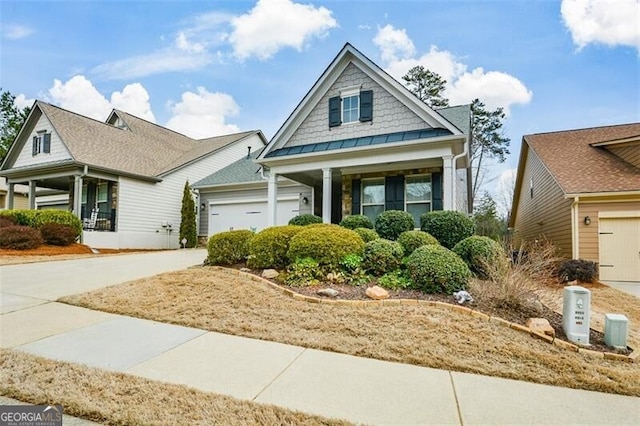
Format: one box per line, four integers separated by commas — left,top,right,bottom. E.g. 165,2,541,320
256,43,472,227
192,150,312,236
510,123,640,282
0,177,29,210
0,101,266,249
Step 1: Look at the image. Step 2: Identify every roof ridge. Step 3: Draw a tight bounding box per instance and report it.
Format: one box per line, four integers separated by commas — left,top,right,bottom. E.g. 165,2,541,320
113,109,195,140
38,101,114,127
525,122,640,138
195,129,258,142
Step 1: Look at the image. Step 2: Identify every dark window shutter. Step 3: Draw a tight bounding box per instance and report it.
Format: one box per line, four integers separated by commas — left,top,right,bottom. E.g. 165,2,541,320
329,96,341,127
351,179,361,215
359,90,373,122
432,172,443,210
385,175,405,211
32,136,38,156
43,133,51,153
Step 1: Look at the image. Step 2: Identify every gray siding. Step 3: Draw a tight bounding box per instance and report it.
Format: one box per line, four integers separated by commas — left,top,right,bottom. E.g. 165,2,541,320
608,145,640,168
286,63,429,147
512,147,572,256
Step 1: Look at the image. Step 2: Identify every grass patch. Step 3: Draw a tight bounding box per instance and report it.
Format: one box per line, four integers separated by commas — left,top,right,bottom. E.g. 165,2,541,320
60,267,640,397
0,349,350,425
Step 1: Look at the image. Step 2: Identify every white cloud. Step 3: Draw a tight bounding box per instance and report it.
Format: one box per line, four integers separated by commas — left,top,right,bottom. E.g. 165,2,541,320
165,87,240,139
229,0,338,60
2,24,34,40
374,26,532,114
561,0,640,52
14,94,35,110
46,75,155,122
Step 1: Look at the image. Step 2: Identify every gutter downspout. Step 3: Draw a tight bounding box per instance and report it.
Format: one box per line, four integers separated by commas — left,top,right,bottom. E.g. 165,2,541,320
452,134,469,214
571,196,579,259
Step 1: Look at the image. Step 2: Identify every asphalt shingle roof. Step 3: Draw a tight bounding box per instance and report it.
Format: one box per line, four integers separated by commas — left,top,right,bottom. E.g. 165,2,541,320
192,150,264,187
524,123,640,194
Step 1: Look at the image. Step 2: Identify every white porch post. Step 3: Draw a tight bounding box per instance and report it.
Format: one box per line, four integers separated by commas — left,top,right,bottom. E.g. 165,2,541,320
267,172,278,226
6,183,14,209
28,181,36,210
442,155,453,211
322,168,332,223
73,175,83,218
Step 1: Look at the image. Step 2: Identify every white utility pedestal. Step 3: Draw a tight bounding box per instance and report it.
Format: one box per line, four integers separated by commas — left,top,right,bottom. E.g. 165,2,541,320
562,286,591,345
604,314,628,349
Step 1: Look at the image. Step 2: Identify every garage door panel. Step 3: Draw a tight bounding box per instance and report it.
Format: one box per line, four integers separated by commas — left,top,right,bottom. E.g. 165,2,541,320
208,200,299,236
599,217,640,282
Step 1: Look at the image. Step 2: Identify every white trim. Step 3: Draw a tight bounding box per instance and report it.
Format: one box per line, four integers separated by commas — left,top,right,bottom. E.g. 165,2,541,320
339,85,361,97
565,191,640,198
598,211,640,219
571,197,579,259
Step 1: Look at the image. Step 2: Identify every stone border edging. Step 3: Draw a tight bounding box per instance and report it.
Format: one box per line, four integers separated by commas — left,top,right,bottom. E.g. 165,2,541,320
212,266,638,363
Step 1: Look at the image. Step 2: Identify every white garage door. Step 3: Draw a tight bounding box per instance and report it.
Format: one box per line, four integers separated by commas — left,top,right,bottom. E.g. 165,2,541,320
208,199,300,235
599,217,640,282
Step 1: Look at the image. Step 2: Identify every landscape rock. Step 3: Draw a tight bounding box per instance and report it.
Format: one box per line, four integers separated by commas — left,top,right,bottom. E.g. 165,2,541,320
526,317,556,338
366,285,389,300
453,290,473,304
261,269,279,279
317,288,339,297
240,267,251,273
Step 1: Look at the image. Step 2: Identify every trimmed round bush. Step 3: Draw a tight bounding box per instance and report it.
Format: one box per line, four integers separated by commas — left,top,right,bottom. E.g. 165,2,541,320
406,245,471,293
288,214,323,226
288,225,364,270
0,209,38,227
354,227,379,243
397,230,439,256
0,209,82,237
207,229,254,265
0,225,44,250
339,215,374,230
362,239,404,277
40,222,78,246
420,210,474,249
374,210,415,240
453,236,507,279
247,225,304,269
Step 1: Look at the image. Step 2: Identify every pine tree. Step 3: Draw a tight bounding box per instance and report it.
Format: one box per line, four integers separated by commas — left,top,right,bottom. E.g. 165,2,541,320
179,181,197,248
0,89,31,162
402,65,449,108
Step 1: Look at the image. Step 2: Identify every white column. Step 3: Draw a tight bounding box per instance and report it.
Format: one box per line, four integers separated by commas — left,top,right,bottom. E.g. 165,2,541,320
6,183,14,209
322,168,332,223
73,175,83,218
442,155,453,211
267,172,278,226
28,181,36,210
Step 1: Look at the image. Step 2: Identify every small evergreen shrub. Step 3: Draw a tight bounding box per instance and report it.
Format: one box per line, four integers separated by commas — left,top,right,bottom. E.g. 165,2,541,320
40,223,78,246
374,210,415,240
339,215,374,230
284,257,322,286
247,225,304,269
397,230,439,256
0,209,38,227
339,254,369,286
32,210,83,237
340,254,363,272
453,236,507,279
288,214,323,226
362,239,404,276
420,210,474,249
406,245,471,293
288,225,364,270
557,259,598,283
179,181,197,248
0,225,44,250
377,270,412,290
354,227,379,243
207,229,254,265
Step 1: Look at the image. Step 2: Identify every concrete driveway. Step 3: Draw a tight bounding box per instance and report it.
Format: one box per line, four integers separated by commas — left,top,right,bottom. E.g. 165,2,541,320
602,281,640,297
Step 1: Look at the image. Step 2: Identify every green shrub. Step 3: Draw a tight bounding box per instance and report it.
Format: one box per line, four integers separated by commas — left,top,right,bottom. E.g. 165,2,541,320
207,229,254,265
0,225,44,250
284,257,322,286
406,245,471,293
374,210,415,240
288,214,323,226
362,239,404,276
339,254,370,286
397,230,439,256
0,209,39,227
340,254,363,272
340,215,374,230
0,210,83,238
354,227,379,243
40,223,78,246
420,210,474,249
377,270,412,290
247,225,304,269
453,236,507,279
557,259,598,283
288,225,364,271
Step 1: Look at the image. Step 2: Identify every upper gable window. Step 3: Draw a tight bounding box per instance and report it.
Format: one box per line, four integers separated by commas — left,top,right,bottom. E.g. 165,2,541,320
32,132,51,156
329,88,373,128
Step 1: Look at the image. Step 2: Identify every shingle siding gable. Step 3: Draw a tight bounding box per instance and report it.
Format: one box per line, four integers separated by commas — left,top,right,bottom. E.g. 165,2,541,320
285,63,429,148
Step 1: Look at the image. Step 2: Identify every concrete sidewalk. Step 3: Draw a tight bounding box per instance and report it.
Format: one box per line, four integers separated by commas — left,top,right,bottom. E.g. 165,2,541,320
1,252,639,425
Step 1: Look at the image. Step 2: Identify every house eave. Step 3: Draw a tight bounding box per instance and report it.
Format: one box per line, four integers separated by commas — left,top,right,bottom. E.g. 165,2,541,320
564,190,640,199
0,160,161,183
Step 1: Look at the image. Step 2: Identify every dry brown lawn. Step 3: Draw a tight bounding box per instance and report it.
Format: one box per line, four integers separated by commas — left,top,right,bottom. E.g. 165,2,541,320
60,267,640,397
0,349,350,426
0,245,167,265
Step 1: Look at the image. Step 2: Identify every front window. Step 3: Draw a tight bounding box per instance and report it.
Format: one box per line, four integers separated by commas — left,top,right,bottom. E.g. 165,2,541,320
405,175,432,227
342,95,359,123
362,178,385,222
97,182,109,212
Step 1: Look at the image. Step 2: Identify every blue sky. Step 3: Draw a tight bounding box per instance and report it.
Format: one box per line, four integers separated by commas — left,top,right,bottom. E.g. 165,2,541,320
1,0,638,201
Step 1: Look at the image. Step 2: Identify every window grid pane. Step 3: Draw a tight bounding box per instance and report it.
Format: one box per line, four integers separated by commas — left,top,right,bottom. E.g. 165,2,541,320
342,95,359,123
